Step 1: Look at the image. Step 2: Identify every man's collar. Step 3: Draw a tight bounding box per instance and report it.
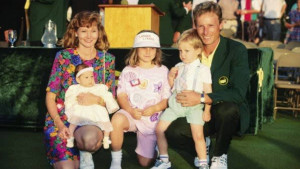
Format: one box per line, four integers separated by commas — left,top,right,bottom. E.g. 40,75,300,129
203,37,221,57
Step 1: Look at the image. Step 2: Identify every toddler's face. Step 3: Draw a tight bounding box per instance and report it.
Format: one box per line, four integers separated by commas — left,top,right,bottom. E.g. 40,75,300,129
178,42,201,64
77,71,95,87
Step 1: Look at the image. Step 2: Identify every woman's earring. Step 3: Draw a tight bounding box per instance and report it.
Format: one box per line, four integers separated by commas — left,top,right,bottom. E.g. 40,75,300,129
75,34,78,37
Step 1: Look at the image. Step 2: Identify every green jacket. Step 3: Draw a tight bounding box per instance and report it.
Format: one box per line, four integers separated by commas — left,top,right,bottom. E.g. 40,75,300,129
29,0,69,42
139,0,187,46
208,36,250,134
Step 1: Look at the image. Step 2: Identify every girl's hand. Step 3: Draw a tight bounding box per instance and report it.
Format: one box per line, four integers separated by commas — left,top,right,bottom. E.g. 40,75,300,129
202,110,211,122
57,123,71,139
168,67,178,87
168,67,178,80
142,106,156,116
130,108,143,120
77,92,104,106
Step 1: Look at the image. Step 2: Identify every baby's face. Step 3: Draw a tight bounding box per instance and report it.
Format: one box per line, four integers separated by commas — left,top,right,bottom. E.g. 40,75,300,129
77,71,95,87
178,42,201,64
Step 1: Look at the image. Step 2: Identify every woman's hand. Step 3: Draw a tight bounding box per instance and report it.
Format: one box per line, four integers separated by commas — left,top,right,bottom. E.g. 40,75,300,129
77,92,105,106
46,92,71,139
57,123,71,139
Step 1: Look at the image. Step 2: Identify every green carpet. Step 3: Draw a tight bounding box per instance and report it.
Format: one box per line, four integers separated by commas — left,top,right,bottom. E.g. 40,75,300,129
0,113,299,169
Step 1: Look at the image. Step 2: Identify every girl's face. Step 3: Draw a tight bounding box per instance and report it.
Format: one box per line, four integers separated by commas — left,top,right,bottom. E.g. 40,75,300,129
76,71,95,87
137,47,157,65
178,41,201,64
76,24,99,49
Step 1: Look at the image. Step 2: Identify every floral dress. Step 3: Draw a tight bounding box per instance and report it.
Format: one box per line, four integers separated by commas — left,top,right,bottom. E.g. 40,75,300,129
44,48,115,165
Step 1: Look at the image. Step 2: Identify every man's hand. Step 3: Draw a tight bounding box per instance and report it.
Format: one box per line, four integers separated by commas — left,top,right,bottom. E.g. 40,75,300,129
285,22,294,29
176,90,201,107
183,1,192,12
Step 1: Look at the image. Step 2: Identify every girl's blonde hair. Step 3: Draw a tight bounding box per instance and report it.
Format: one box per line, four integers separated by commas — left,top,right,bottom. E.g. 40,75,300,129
60,11,109,51
177,29,203,58
125,30,163,66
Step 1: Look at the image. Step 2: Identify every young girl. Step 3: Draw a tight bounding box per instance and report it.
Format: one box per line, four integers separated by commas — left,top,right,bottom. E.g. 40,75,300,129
151,29,212,169
109,30,171,169
65,64,119,149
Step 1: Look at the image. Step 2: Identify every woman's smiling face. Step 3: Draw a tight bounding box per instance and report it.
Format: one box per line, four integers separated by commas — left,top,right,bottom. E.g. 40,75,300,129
76,23,99,49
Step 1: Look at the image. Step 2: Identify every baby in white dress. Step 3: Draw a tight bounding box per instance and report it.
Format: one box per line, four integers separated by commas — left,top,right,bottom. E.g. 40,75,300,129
65,64,119,149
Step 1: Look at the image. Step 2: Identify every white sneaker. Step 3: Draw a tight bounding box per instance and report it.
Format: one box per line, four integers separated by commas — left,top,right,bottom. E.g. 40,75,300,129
199,163,209,169
151,159,171,169
80,151,94,169
194,137,211,167
210,154,227,169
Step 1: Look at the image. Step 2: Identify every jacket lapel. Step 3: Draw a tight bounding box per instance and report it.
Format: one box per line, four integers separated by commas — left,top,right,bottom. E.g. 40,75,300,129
210,36,228,75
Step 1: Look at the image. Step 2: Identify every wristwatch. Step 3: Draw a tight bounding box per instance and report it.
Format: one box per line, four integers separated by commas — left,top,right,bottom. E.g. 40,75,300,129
200,93,205,103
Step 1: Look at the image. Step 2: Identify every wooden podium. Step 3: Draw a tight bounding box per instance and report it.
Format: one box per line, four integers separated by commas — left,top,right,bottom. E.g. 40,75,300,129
98,5,164,48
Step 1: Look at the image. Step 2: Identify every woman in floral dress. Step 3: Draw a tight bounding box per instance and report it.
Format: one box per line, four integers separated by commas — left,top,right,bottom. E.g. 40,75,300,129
44,11,115,169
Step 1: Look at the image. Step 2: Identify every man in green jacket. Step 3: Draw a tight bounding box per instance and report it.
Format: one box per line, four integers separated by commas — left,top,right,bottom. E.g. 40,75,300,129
138,0,192,47
166,2,250,169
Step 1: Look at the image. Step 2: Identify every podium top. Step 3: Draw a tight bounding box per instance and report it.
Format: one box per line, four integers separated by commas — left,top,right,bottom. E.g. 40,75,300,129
98,4,164,16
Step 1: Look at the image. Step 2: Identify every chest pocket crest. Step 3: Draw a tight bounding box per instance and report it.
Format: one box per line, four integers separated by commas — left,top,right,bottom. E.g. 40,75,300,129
218,76,228,85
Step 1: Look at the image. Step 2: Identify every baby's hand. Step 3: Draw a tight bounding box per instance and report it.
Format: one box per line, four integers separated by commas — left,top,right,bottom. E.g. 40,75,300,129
130,108,143,120
202,110,211,122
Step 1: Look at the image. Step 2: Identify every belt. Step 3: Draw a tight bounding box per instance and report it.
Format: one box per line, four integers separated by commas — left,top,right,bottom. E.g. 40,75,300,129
263,17,280,20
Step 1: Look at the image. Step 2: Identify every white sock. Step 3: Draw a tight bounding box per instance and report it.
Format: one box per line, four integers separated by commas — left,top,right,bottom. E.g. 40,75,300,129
110,150,122,169
103,136,111,143
159,154,169,163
